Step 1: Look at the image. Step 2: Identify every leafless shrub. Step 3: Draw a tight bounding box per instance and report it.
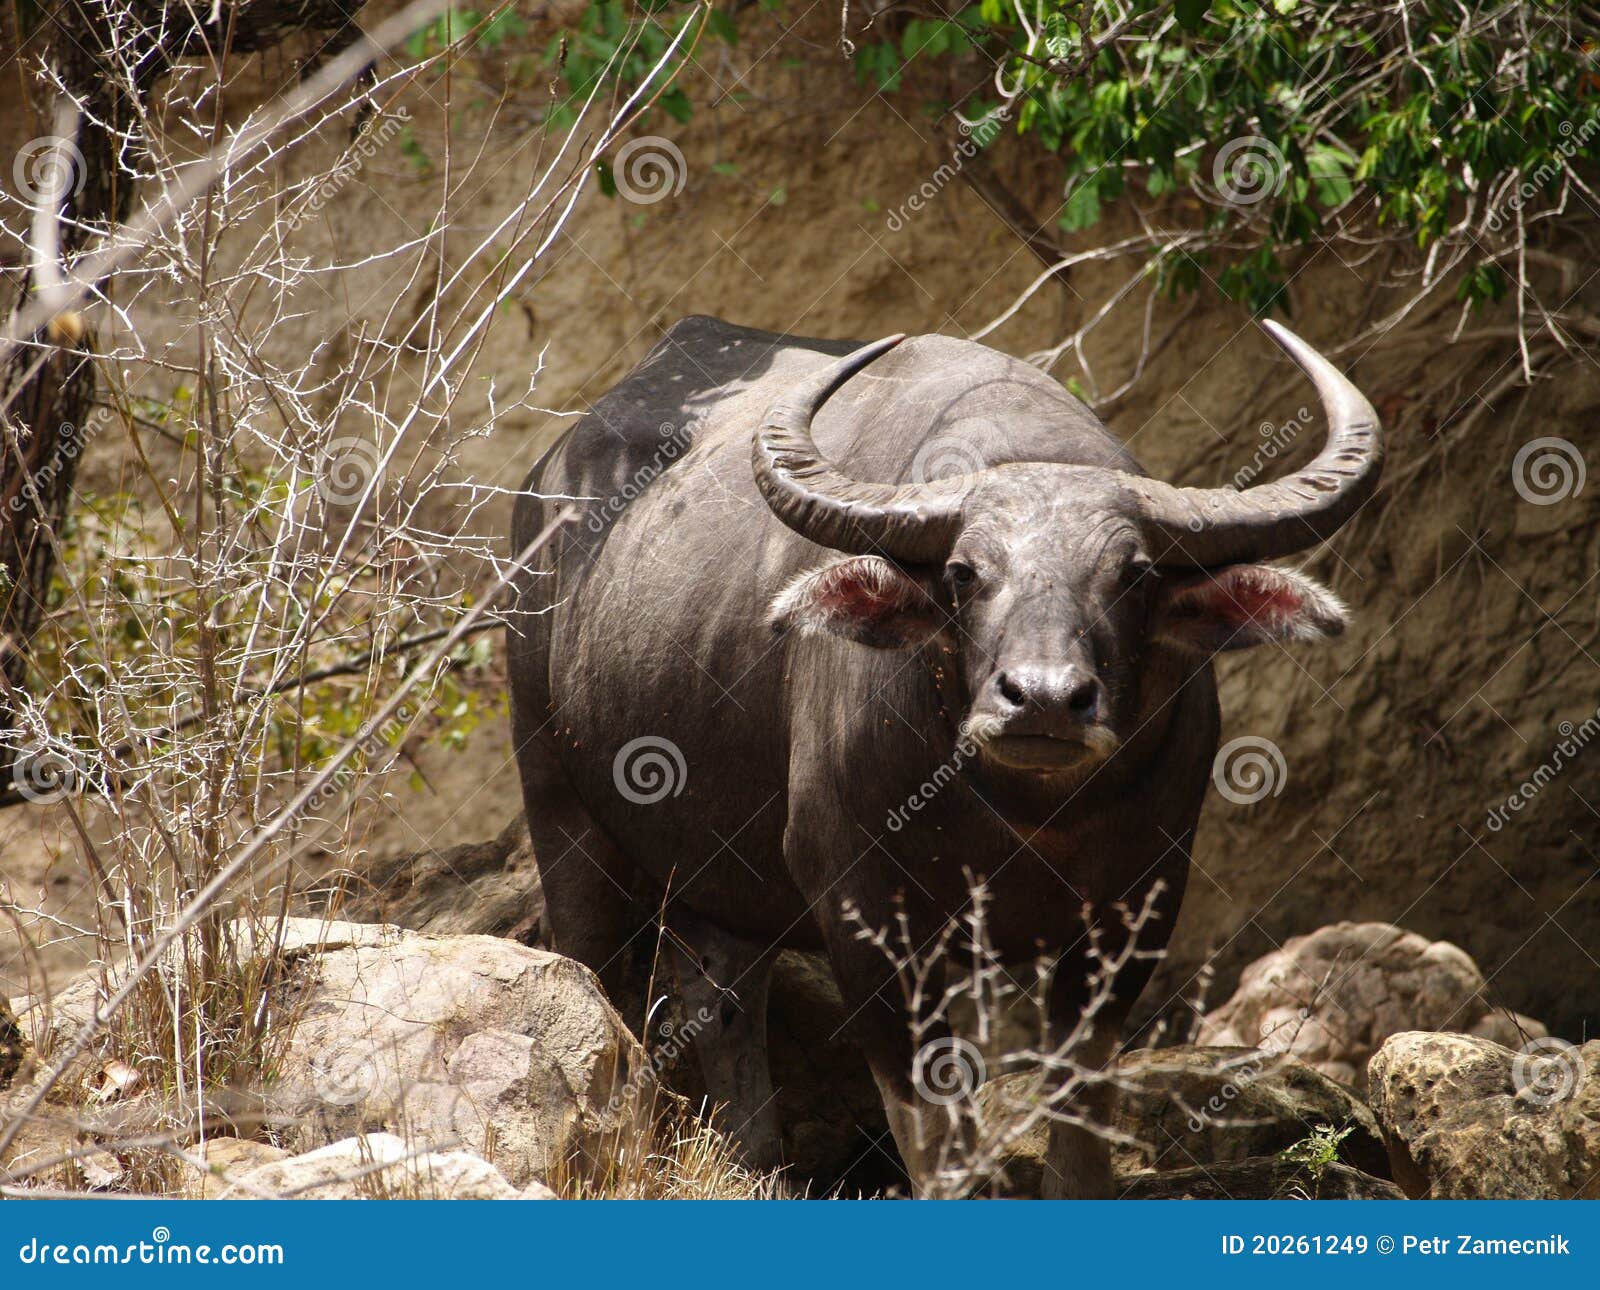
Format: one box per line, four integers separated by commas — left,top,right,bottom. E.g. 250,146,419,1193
840,874,1347,1199
840,874,1165,1198
0,0,697,1192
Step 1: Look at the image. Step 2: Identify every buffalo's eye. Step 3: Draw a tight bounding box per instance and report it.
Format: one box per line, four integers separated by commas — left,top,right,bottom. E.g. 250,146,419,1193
945,561,977,592
1121,557,1156,589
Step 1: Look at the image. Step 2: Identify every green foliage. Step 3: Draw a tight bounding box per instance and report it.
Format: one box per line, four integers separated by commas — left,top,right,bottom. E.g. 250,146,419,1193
406,5,529,60
35,432,497,801
552,0,1598,314
941,0,1596,311
545,1,728,130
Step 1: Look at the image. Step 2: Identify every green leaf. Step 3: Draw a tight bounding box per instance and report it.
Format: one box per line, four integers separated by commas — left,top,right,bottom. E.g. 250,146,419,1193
1043,12,1073,60
660,87,693,123
1175,0,1208,32
1306,143,1355,206
1059,182,1101,232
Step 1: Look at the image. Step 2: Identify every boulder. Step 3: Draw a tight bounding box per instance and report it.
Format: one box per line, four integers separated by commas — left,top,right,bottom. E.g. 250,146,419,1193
1120,1158,1404,1200
317,816,543,944
184,1137,290,1198
1197,922,1543,1090
1114,1046,1389,1177
979,1045,1389,1197
228,1133,532,1199
0,993,24,1089
267,919,644,1189
12,922,636,1191
1367,1030,1600,1198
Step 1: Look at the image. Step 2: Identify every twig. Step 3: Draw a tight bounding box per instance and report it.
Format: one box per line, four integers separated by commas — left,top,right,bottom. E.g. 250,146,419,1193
0,507,575,1172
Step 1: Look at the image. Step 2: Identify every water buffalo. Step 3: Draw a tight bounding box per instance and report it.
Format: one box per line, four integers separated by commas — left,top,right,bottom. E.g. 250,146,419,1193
507,315,1382,1196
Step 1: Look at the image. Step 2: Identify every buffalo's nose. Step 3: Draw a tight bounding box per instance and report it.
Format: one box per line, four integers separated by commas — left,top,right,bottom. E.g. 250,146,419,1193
994,667,1102,723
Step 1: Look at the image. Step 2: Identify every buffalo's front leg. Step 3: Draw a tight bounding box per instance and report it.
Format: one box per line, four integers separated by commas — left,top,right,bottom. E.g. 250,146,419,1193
664,905,783,1172
1035,927,1140,1199
817,909,975,1196
1038,1019,1118,1199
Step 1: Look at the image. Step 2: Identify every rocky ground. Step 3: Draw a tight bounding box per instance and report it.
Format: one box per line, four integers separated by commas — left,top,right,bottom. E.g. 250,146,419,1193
3,830,1593,1200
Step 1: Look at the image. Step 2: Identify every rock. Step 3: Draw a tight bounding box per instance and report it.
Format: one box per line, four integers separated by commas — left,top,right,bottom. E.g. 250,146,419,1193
1120,1158,1404,1200
1114,1046,1390,1177
1367,1031,1600,1198
1197,922,1544,1090
229,1133,527,1199
316,816,542,944
185,1137,290,1198
0,993,24,1089
77,1148,124,1190
980,1045,1389,1197
267,918,645,1190
0,1071,77,1189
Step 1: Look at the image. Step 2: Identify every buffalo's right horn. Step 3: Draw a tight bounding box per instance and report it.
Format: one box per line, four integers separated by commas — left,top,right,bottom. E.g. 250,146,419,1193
752,336,967,563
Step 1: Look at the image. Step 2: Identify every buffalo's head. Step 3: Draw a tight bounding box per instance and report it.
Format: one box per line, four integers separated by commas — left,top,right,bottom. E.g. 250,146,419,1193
759,325,1381,773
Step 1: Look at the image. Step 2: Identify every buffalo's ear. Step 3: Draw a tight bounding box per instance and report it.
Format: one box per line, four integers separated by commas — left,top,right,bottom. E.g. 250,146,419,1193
1153,563,1348,654
769,556,946,649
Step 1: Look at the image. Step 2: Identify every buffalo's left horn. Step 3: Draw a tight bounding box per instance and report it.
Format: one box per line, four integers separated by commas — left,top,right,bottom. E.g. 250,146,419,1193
752,336,967,563
1133,320,1384,566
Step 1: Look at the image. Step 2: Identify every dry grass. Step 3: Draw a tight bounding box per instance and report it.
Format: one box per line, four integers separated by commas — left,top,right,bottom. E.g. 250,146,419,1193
551,1101,790,1200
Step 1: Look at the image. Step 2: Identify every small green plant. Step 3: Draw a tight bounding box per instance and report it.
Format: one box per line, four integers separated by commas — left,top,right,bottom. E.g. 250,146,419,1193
1280,1123,1355,1187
